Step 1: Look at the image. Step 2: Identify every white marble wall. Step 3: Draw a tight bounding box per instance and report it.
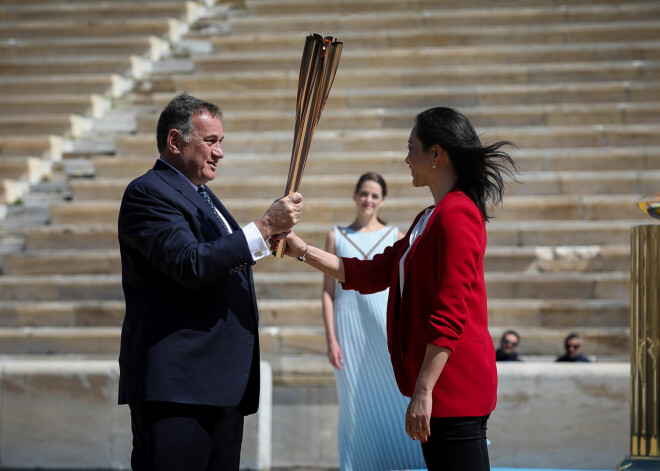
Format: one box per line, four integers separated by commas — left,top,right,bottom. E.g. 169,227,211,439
489,362,629,470
0,359,630,470
0,359,271,470
0,360,130,469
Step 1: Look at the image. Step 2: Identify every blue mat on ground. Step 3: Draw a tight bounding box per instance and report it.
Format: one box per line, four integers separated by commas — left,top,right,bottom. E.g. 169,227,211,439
492,468,613,471
409,468,613,471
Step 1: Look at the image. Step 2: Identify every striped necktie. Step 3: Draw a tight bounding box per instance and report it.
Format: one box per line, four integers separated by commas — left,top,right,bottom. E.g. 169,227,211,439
198,186,231,235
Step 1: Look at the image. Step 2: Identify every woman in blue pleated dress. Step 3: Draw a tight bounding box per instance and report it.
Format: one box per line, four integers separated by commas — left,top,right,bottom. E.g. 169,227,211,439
322,172,426,471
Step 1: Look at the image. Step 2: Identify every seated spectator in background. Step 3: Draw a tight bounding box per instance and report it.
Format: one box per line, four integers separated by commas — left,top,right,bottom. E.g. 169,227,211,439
556,332,591,362
495,330,522,362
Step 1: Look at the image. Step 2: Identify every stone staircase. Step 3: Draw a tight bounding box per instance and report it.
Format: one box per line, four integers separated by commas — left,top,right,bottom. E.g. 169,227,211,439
0,0,658,467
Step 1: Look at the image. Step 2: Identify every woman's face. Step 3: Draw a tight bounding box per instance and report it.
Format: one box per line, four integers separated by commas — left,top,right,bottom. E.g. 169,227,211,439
353,180,385,217
405,126,435,188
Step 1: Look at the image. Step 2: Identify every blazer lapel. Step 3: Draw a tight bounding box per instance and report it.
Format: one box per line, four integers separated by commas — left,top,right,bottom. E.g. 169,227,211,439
151,160,254,288
152,160,226,236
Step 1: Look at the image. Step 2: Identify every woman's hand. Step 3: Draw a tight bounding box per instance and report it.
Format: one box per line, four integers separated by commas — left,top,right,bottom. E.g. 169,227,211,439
405,389,432,443
327,338,344,370
405,345,450,443
269,231,306,259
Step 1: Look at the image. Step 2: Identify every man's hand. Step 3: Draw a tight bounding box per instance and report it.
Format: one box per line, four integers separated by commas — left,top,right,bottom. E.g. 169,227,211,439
254,192,303,241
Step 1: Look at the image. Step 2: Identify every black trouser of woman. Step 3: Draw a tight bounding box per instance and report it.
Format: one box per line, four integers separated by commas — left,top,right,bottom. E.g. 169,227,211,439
420,415,490,471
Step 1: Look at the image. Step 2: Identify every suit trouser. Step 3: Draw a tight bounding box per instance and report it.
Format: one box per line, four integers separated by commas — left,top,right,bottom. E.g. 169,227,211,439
129,401,244,471
421,415,490,471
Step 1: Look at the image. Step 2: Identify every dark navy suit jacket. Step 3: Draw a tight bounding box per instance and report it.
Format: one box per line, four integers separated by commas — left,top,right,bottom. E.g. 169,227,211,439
118,159,260,415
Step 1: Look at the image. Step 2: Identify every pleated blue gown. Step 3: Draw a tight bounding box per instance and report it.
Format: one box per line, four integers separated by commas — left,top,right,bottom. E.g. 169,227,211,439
333,226,426,471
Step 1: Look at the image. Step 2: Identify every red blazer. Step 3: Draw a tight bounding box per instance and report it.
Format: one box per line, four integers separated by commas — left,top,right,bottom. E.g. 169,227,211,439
342,190,497,418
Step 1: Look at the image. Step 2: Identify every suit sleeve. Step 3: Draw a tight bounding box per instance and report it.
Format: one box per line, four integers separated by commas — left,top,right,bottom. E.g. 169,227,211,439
118,181,254,290
425,199,484,351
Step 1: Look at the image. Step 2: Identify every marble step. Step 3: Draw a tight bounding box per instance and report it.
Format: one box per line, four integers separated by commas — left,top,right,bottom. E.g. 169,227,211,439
487,298,630,328
1,2,195,22
176,54,660,94
0,114,87,137
91,147,660,179
0,94,108,118
0,271,629,301
114,125,660,156
1,0,190,4
0,326,120,355
2,250,121,276
22,219,649,252
68,170,660,201
250,271,631,301
1,244,630,276
0,56,145,77
0,19,181,41
208,22,660,52
48,194,647,226
194,41,660,75
139,82,660,114
0,301,125,328
243,0,659,16
0,324,630,356
0,300,320,329
0,275,125,302
0,135,63,160
0,37,168,61
0,75,130,97
261,325,631,358
230,3,660,34
0,297,630,330
0,157,47,183
136,102,660,134
23,225,121,251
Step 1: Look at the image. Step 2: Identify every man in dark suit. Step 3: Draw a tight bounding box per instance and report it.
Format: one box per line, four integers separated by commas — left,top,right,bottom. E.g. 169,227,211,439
556,332,591,362
118,92,303,470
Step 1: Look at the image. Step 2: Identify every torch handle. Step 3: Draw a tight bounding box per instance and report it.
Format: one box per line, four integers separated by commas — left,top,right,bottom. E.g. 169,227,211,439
274,188,297,258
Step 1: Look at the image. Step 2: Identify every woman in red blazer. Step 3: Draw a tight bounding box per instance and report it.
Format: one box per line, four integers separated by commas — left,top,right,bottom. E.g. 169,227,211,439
274,107,517,470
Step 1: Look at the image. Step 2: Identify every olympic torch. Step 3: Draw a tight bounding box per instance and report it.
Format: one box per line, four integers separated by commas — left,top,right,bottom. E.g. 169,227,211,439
274,33,343,258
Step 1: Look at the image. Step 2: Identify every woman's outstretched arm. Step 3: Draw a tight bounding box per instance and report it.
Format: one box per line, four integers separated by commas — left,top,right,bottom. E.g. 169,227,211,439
272,231,346,283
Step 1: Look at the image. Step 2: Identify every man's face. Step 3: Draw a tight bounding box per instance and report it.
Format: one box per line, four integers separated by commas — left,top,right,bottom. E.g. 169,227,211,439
565,338,582,359
501,334,519,354
174,112,224,186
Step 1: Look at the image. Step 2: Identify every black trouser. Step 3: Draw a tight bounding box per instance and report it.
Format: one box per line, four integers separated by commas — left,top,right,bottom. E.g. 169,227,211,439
421,415,490,471
129,401,244,471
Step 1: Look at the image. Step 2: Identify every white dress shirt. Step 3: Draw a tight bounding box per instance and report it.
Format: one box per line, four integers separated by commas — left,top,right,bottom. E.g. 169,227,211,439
399,206,434,294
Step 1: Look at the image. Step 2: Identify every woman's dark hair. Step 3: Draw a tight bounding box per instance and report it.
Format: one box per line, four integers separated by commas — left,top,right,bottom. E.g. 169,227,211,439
354,172,388,225
414,107,518,221
156,92,222,154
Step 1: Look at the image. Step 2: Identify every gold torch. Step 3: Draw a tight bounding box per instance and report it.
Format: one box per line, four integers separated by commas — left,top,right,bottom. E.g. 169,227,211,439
274,33,343,258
